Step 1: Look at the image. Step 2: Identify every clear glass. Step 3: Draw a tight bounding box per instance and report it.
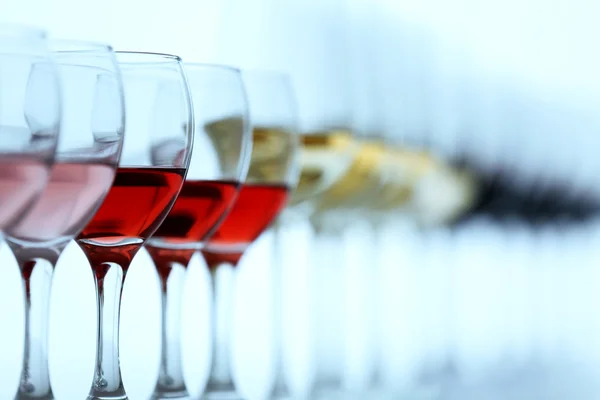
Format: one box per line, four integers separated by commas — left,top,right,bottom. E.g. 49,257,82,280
145,63,251,400
75,52,194,400
279,1,356,397
3,40,124,400
0,24,60,233
214,2,359,393
199,71,299,400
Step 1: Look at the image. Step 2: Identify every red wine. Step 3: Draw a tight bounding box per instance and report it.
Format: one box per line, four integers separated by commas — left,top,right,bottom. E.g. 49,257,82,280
149,180,240,246
78,167,185,249
202,183,289,266
0,156,49,230
6,162,115,244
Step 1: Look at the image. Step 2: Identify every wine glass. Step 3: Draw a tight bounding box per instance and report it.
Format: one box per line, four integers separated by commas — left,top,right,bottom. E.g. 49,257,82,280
0,24,60,234
199,70,299,400
211,0,354,393
145,63,251,400
3,39,124,400
76,52,194,400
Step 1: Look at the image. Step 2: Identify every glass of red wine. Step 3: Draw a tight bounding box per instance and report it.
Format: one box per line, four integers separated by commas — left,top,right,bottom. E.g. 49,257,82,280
3,39,124,400
146,63,251,400
199,70,299,400
76,52,194,400
0,25,61,234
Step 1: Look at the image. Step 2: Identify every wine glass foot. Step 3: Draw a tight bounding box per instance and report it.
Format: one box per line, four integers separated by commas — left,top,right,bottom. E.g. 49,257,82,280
361,388,398,400
268,390,291,400
200,394,243,400
86,390,128,400
14,380,55,400
310,387,346,400
387,384,442,400
268,395,293,400
201,379,245,400
14,392,55,400
267,383,291,400
200,389,244,400
150,388,191,400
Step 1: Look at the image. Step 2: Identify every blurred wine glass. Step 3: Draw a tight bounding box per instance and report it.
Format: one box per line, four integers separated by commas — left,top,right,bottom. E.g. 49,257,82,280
199,70,299,400
145,63,251,400
235,1,364,398
0,24,60,234
210,1,358,397
210,0,600,398
354,4,480,398
4,40,124,400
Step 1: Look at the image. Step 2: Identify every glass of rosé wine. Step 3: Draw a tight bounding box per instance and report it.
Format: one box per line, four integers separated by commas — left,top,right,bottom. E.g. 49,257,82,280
3,39,125,400
0,25,61,235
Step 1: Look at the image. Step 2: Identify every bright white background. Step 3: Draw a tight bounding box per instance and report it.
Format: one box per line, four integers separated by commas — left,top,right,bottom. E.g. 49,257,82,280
4,0,600,398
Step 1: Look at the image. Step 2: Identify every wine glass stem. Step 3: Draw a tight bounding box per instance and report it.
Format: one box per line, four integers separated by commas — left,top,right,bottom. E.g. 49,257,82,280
15,256,55,400
88,262,127,400
368,223,383,392
204,262,238,396
269,221,289,399
310,226,345,398
152,261,188,399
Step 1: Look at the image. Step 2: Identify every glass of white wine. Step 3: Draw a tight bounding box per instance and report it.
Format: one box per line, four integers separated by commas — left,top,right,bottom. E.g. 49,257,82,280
257,0,359,398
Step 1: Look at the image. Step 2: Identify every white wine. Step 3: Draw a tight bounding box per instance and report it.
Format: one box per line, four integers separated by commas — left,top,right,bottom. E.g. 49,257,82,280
369,147,433,212
313,139,388,212
248,126,297,184
280,127,477,226
310,138,477,226
402,152,476,226
290,130,359,205
204,116,247,176
367,146,476,225
420,166,476,226
204,118,297,184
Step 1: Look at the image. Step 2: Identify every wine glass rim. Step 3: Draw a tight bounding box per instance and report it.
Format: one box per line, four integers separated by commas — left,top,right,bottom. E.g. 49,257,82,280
51,39,114,53
115,51,182,64
184,62,241,73
0,23,46,39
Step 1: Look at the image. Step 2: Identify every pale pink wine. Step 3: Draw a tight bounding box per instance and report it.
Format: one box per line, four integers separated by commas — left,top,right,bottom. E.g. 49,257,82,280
5,162,116,244
0,156,50,231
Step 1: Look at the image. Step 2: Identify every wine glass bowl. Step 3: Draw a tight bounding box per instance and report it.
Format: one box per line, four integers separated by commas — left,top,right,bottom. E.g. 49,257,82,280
310,136,388,217
0,24,60,232
375,142,478,226
288,130,360,222
5,40,124,248
202,70,299,261
77,52,192,252
148,63,251,250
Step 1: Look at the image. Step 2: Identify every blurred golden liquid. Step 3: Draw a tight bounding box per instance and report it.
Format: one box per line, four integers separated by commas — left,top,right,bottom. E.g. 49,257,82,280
205,118,298,185
247,126,297,185
300,134,477,226
204,116,247,176
205,118,477,225
289,129,358,205
314,139,388,212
